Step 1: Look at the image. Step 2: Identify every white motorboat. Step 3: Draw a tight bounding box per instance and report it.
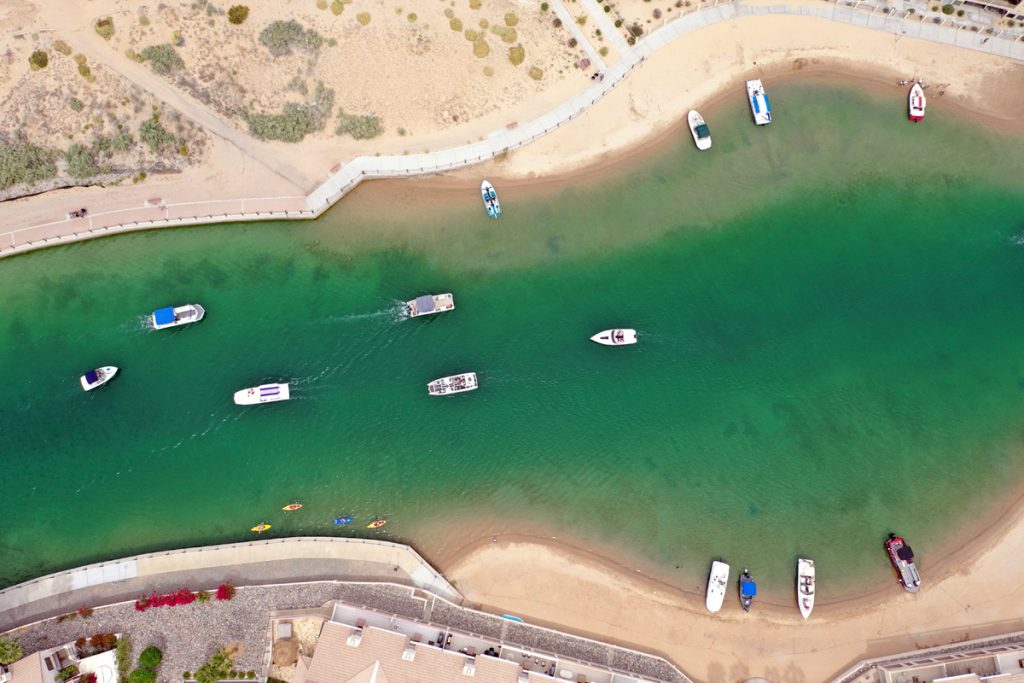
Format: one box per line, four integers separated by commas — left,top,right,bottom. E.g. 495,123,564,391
746,79,772,125
406,293,455,318
481,180,502,218
590,328,637,346
797,558,815,619
688,110,712,150
233,383,291,405
706,560,729,613
151,303,206,330
80,366,118,391
908,83,926,122
427,372,478,396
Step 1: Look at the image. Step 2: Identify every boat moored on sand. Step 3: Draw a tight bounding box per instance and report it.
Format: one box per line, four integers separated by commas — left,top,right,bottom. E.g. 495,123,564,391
688,110,712,150
151,304,205,330
797,558,815,619
481,180,502,218
590,329,637,346
706,560,730,613
406,293,455,318
80,366,118,391
885,533,921,592
234,383,291,405
908,83,926,122
746,80,772,126
739,569,757,611
427,372,478,396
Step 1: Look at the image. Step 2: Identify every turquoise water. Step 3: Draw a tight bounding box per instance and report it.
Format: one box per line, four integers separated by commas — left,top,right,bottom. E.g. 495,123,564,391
2,83,1024,598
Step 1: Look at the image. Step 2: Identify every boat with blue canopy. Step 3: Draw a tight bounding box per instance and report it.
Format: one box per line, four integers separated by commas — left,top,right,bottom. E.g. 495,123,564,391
746,80,772,126
405,293,454,318
151,304,205,330
739,569,757,611
80,366,118,392
481,180,502,218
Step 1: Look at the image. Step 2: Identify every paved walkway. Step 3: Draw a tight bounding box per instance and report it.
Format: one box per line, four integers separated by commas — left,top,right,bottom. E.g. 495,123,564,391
0,538,458,632
1,0,1022,260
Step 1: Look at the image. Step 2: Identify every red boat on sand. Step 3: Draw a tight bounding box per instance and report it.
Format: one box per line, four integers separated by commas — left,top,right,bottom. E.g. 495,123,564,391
885,533,921,592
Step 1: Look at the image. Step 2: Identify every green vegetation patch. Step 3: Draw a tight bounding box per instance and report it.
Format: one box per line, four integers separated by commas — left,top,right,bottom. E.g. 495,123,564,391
53,40,72,55
528,65,543,80
139,116,177,152
138,647,162,670
0,136,57,190
473,38,490,57
228,5,250,24
244,82,334,142
68,97,84,112
356,12,371,25
449,17,463,30
259,19,323,56
95,17,115,40
335,109,381,139
490,25,516,43
29,50,48,70
65,143,100,179
127,670,155,683
504,12,519,26
0,636,24,665
331,0,344,15
194,649,234,683
508,44,525,65
140,44,184,75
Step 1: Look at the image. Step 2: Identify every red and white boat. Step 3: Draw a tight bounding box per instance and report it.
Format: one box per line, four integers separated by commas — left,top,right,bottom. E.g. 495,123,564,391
908,83,926,122
885,533,921,592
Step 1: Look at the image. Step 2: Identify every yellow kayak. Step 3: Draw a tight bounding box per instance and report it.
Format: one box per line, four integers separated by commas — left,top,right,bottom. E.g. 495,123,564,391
282,503,303,511
251,523,271,533
366,519,387,529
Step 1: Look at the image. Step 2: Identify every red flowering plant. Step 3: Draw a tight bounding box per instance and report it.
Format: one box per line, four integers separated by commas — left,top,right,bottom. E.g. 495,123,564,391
214,583,236,601
134,587,197,612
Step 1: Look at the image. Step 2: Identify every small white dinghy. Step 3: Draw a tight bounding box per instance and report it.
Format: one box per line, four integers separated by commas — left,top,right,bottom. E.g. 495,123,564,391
80,366,118,391
428,372,478,396
590,328,637,346
908,83,926,122
706,560,730,613
151,304,205,330
481,180,502,218
234,383,290,405
797,558,815,619
688,110,712,150
406,293,454,318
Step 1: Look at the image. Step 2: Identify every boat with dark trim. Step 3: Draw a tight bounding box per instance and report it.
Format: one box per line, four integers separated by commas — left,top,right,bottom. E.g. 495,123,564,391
151,304,205,330
885,533,921,592
590,328,637,346
908,83,926,122
234,383,291,405
688,110,712,150
406,293,455,318
746,80,772,126
80,366,118,392
481,180,502,218
427,372,478,396
739,569,757,611
797,558,815,619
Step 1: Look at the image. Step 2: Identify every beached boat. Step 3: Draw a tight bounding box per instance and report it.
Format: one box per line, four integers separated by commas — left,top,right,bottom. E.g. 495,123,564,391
333,516,353,526
282,502,302,511
80,366,118,392
885,533,921,592
908,83,926,122
427,372,478,396
151,304,205,330
706,560,730,613
688,110,712,150
590,329,637,346
746,80,772,126
797,558,815,619
406,293,455,318
739,569,757,611
251,523,271,533
367,519,387,529
233,383,291,405
481,180,502,218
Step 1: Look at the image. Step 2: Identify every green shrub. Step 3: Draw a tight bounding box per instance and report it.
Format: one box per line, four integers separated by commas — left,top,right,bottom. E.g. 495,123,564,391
139,116,177,151
95,18,115,40
490,25,516,43
57,667,79,682
140,44,184,75
68,97,84,112
942,3,955,13
0,136,58,190
473,38,490,57
53,40,72,55
138,647,162,670
115,636,133,683
540,2,549,9
259,20,323,56
196,590,212,603
64,144,100,178
356,12,371,25
449,17,462,30
245,674,255,680
227,5,249,24
330,1,343,14
29,50,48,70
505,12,519,26
508,45,525,65
183,674,191,680
335,109,381,139
194,650,234,683
0,636,23,665
528,66,543,80
244,82,334,142
128,669,155,683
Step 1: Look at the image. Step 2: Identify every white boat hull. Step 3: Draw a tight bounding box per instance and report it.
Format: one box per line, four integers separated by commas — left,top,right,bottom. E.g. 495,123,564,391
908,83,926,121
481,180,502,218
81,366,118,391
428,372,478,396
234,383,291,405
706,561,730,613
590,328,637,346
797,558,815,619
688,110,712,151
746,79,772,126
152,303,205,330
406,293,455,318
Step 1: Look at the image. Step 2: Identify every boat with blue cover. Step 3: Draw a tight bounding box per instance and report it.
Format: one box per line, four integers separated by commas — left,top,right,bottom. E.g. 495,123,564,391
151,304,205,330
739,569,757,611
333,516,353,526
481,180,502,218
746,80,772,126
80,366,118,391
406,293,454,318
233,382,291,405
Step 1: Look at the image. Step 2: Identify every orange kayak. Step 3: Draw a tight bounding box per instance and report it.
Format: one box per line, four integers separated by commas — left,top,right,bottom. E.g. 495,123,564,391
366,519,387,529
251,523,271,533
282,503,303,511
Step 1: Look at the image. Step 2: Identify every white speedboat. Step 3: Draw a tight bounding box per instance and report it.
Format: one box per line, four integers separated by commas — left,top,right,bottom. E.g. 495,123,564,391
688,110,712,150
481,180,502,218
797,558,815,619
590,328,637,346
406,293,455,318
908,83,925,122
706,560,729,613
80,366,118,391
233,383,290,405
746,80,772,125
151,303,205,330
427,372,478,396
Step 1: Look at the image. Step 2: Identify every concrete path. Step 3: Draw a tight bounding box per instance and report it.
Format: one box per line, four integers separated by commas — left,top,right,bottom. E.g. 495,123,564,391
0,538,458,632
2,0,1022,260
